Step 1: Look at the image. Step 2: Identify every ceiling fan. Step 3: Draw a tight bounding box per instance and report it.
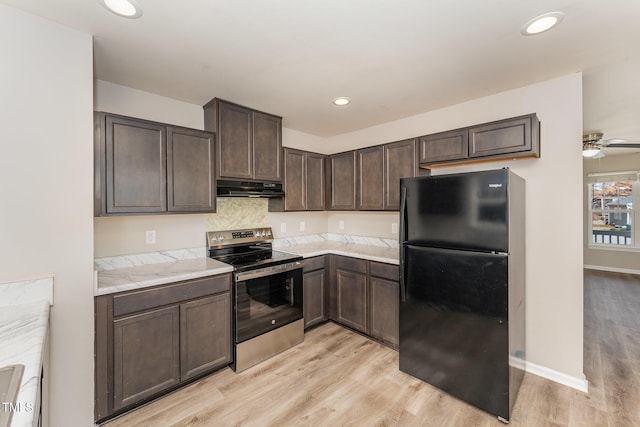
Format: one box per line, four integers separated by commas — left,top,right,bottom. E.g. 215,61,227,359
582,132,640,158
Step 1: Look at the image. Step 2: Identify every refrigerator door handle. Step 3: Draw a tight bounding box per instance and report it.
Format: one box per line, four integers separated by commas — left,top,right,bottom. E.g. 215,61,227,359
400,185,407,302
400,245,407,302
400,186,408,243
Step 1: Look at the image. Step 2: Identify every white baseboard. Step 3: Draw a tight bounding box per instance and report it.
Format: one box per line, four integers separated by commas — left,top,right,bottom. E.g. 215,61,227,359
584,264,640,276
525,361,589,393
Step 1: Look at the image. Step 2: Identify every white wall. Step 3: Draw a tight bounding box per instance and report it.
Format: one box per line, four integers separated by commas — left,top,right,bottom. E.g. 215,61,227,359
0,5,94,426
583,153,640,273
325,74,587,387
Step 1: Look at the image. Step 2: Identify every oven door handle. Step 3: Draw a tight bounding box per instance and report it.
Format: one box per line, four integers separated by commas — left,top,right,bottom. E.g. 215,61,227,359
234,261,303,282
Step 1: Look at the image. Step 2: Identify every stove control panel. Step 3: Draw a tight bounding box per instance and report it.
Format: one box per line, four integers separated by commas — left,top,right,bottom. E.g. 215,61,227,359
207,227,273,248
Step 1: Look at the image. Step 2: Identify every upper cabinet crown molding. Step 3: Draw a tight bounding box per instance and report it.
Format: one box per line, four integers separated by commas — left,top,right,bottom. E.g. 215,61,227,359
94,112,216,216
203,98,282,183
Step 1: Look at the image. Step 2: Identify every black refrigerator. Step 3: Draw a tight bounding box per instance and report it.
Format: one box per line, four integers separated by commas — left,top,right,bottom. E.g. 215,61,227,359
399,168,525,423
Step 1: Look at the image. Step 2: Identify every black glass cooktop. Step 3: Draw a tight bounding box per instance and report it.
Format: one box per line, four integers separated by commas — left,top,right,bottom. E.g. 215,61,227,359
208,243,302,272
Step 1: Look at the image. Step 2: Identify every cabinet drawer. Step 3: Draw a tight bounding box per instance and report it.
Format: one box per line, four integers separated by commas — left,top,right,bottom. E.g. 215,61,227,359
334,256,367,274
303,255,326,272
369,262,399,281
113,274,231,317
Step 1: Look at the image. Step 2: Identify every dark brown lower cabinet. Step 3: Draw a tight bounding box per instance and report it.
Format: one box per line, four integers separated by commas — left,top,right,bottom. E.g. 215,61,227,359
369,262,399,347
113,306,180,411
331,256,369,334
328,255,399,347
303,256,328,329
180,293,231,380
95,273,232,423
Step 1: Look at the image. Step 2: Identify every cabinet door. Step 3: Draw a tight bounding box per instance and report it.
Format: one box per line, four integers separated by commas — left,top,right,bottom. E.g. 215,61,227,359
329,151,357,210
167,127,216,213
419,128,468,165
282,148,306,211
469,114,536,158
105,115,167,214
303,268,326,329
253,112,282,182
305,152,326,211
113,306,180,411
370,276,399,347
384,139,416,210
180,293,231,380
357,146,384,210
335,268,368,334
217,101,253,179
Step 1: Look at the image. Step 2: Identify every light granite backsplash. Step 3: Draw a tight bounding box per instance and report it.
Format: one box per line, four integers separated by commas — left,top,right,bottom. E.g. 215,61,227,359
273,233,399,248
205,198,269,231
94,247,206,271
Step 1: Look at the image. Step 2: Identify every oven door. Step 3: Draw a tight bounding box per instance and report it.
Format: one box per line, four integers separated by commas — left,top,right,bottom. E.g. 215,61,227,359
234,261,303,343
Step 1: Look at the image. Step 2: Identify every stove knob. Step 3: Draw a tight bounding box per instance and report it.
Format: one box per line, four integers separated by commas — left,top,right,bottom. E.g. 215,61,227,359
218,235,225,241
266,230,271,236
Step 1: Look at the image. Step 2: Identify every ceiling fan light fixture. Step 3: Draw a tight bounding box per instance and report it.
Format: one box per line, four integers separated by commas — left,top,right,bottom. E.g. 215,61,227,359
582,142,601,158
99,0,142,18
521,12,564,36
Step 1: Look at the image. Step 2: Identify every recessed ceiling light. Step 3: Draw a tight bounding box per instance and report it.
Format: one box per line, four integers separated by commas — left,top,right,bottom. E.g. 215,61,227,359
98,0,142,19
332,97,351,106
521,11,564,36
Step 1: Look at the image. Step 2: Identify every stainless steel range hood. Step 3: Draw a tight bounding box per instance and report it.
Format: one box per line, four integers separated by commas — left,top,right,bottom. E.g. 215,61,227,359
216,180,284,198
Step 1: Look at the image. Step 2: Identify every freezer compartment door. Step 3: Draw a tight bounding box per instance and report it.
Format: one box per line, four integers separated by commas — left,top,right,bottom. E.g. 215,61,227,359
400,169,509,252
399,245,510,419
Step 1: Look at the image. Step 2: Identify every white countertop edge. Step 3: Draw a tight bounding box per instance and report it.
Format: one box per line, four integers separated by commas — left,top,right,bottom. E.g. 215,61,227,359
278,246,399,265
96,265,234,296
0,300,50,427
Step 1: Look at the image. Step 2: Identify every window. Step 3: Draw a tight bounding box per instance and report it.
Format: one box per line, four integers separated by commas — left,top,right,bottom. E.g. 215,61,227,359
588,171,640,249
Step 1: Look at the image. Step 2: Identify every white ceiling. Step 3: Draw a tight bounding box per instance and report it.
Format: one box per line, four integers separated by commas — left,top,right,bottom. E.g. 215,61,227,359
3,1,640,149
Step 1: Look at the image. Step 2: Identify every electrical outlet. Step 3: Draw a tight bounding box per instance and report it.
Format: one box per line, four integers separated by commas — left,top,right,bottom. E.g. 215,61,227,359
299,221,305,231
392,223,398,233
280,223,287,233
339,220,345,230
145,230,156,244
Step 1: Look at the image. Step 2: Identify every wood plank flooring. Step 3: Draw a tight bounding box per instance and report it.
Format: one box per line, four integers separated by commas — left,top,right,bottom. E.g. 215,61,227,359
104,270,640,427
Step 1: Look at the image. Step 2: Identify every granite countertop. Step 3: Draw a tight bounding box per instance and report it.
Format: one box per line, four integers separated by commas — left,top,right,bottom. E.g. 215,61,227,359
277,241,399,265
96,257,234,296
0,300,50,427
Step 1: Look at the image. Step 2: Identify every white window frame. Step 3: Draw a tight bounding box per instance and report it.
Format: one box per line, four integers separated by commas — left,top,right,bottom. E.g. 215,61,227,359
587,171,640,251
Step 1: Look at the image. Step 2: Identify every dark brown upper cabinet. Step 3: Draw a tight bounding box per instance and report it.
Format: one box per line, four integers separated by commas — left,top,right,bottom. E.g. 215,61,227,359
419,128,469,164
355,139,417,211
468,114,538,158
167,127,216,213
419,113,540,168
328,151,357,210
269,148,326,212
101,114,167,215
94,112,215,216
305,152,326,210
384,139,418,210
357,146,384,210
203,98,282,183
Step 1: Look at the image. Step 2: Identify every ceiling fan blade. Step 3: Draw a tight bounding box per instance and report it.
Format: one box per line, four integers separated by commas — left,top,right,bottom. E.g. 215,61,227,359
602,142,640,148
598,138,640,148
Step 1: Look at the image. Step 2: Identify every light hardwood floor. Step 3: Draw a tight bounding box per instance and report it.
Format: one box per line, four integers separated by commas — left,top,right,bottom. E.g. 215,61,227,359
105,270,640,427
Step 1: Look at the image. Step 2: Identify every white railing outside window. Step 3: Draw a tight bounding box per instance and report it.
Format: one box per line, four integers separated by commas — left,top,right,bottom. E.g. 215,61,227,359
587,171,640,250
